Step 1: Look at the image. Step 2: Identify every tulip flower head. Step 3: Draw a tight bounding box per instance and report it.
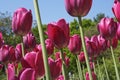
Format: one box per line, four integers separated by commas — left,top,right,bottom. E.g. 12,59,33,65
12,8,32,36
0,32,4,48
78,52,85,63
65,0,92,17
85,71,96,80
112,0,120,22
68,34,82,55
47,19,70,49
97,17,117,40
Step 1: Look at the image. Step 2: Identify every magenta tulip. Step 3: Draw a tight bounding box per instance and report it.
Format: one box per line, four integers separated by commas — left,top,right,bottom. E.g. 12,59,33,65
112,0,120,22
56,75,64,80
0,32,4,48
47,19,70,49
15,44,22,61
45,39,54,56
12,8,32,36
48,57,62,80
97,17,117,40
85,71,96,80
97,35,108,51
65,0,92,17
68,34,82,55
116,22,120,40
23,32,36,50
78,52,85,63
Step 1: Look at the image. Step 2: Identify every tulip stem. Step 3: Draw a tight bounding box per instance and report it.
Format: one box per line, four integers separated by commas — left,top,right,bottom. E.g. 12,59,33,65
78,17,93,80
60,49,67,80
33,0,51,80
110,45,120,80
97,60,102,80
102,57,110,80
76,55,84,80
21,42,25,57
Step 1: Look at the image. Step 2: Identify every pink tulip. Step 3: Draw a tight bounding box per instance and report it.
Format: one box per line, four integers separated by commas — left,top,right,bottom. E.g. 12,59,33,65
64,0,92,17
85,71,96,80
12,8,32,36
45,39,54,56
97,17,117,40
0,32,4,48
78,52,85,63
22,51,45,78
68,34,82,55
23,32,36,50
55,75,64,80
112,0,120,22
97,35,108,51
116,23,120,40
15,44,22,61
47,19,70,49
48,57,62,79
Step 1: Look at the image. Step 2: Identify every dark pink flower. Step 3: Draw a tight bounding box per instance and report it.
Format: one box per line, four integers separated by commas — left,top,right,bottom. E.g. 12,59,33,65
12,8,32,36
15,44,22,61
0,32,4,48
85,71,96,80
68,34,82,55
112,0,120,22
45,39,54,56
65,0,92,17
23,32,36,50
47,19,70,49
55,75,64,80
116,22,120,40
97,17,117,40
48,57,62,80
78,52,85,63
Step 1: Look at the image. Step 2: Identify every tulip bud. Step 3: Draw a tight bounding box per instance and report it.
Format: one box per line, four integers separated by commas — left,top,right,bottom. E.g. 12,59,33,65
15,44,22,61
85,71,96,80
12,8,32,36
78,52,85,63
23,32,36,50
112,0,120,22
47,19,70,49
48,57,62,79
116,23,120,40
97,17,117,40
0,32,4,48
68,34,82,55
64,0,92,17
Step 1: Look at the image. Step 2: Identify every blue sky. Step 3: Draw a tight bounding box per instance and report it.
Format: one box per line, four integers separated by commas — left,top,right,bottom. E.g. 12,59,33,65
0,0,114,24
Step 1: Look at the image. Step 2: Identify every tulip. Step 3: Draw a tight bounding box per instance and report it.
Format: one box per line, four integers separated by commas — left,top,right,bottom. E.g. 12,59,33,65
23,32,36,50
48,57,62,80
47,19,69,49
15,44,22,61
22,51,45,78
112,0,120,22
56,75,64,80
0,45,9,63
97,35,108,51
78,52,85,63
85,71,96,80
0,32,4,48
12,8,32,36
97,17,117,40
64,0,92,17
68,34,82,55
45,39,54,56
116,23,120,40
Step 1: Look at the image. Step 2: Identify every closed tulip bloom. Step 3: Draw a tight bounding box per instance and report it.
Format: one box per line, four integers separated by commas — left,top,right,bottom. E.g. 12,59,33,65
47,19,70,49
112,0,120,22
65,0,92,17
97,17,117,40
116,23,120,40
78,52,85,63
0,32,4,48
23,32,36,50
85,71,96,80
15,44,22,61
68,34,82,55
48,57,62,80
12,8,32,36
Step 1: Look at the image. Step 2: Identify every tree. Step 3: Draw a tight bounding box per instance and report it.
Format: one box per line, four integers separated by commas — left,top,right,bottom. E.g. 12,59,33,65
93,13,105,23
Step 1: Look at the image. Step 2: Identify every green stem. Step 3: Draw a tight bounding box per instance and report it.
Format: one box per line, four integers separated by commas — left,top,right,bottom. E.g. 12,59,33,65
21,42,24,57
110,46,120,80
76,55,84,80
60,49,67,80
97,60,102,80
33,0,51,79
102,57,110,80
78,17,93,80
